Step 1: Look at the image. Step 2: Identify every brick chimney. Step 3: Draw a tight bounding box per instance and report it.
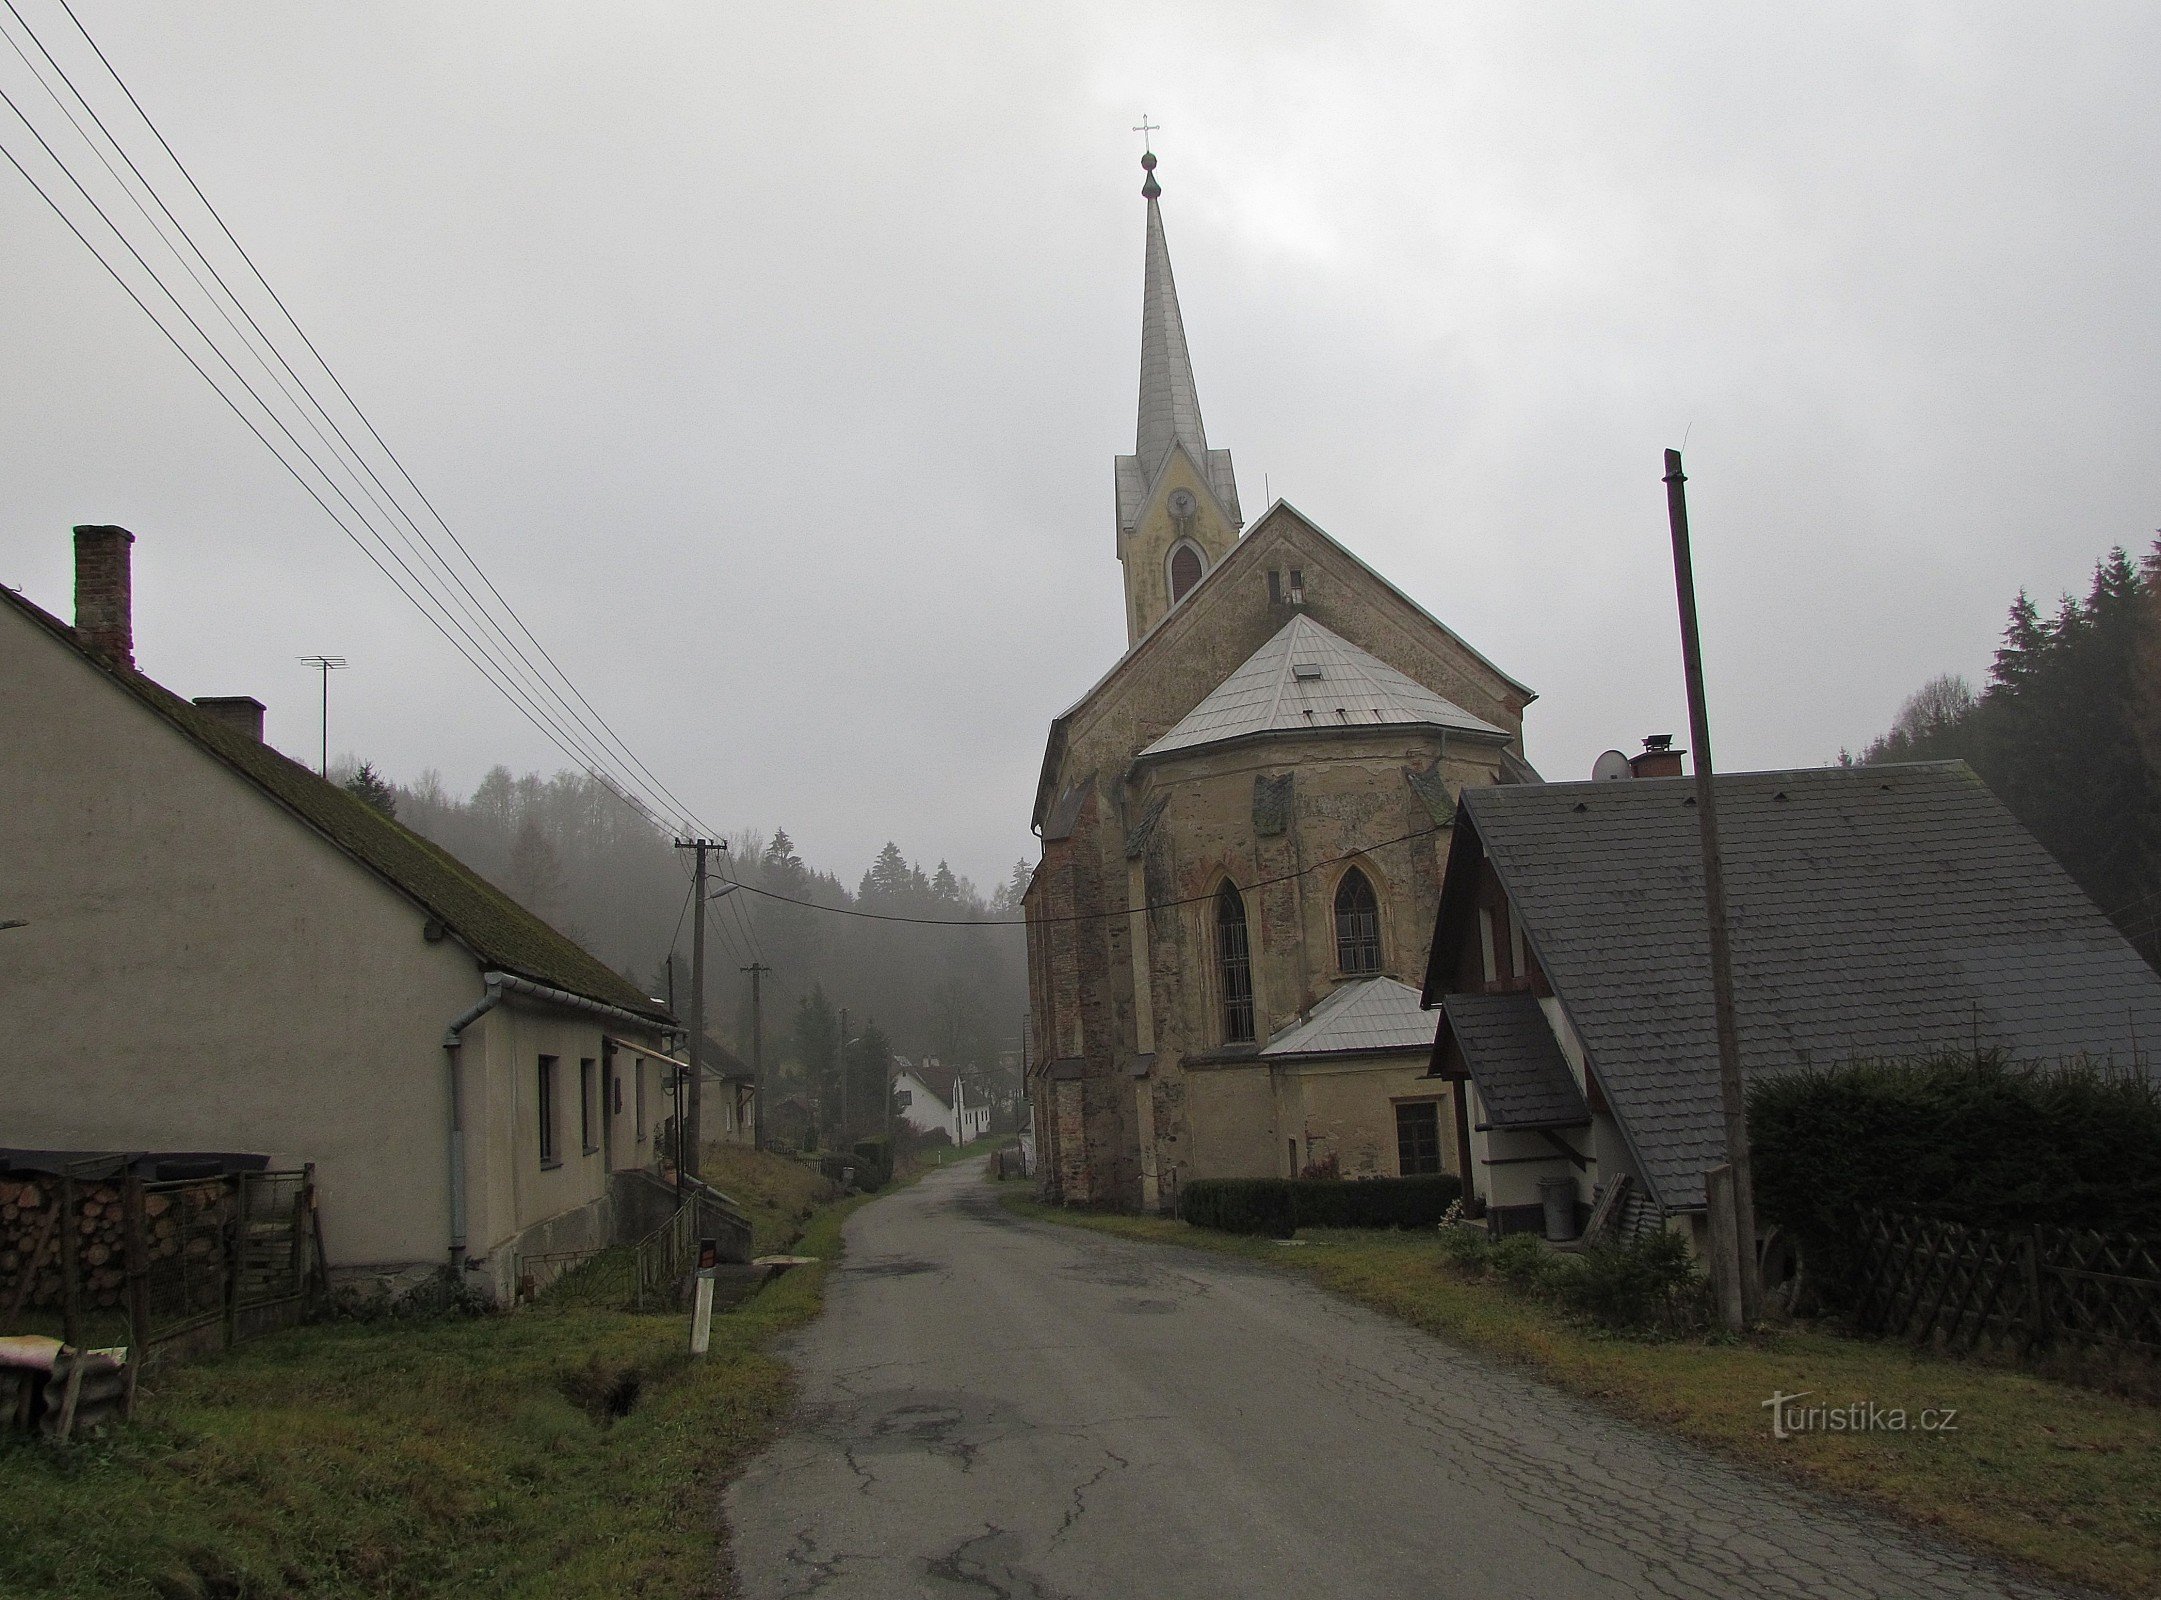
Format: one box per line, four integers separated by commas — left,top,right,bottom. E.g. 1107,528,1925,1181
72,524,135,669
1629,734,1685,779
192,696,266,742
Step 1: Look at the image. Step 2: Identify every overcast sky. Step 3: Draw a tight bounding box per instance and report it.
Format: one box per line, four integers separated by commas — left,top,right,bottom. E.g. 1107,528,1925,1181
5,3,2157,894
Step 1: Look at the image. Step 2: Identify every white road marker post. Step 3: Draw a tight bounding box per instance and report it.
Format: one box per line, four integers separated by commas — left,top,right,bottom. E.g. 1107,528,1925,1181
690,1269,716,1355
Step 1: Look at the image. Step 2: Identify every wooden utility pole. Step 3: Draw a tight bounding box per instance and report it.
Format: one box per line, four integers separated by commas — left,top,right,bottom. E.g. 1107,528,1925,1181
674,838,718,1180
837,1005,851,1147
741,962,769,1150
1662,448,1762,1327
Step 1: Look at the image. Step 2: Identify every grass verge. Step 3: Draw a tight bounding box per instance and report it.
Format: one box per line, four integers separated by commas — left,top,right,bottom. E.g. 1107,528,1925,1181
0,1199,864,1600
700,1142,843,1257
1003,1197,2161,1599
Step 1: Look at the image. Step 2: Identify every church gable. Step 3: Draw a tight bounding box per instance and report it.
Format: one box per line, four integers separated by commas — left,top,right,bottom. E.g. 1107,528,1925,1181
1038,500,1534,827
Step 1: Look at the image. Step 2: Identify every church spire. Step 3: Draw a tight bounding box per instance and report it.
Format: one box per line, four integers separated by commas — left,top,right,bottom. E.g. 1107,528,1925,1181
1114,144,1240,646
1134,150,1209,479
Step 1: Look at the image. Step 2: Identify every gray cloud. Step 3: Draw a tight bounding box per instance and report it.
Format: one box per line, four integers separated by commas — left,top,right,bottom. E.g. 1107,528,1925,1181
5,2,2156,892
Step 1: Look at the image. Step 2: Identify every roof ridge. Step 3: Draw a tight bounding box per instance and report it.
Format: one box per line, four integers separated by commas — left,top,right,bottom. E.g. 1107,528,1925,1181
1,583,667,1022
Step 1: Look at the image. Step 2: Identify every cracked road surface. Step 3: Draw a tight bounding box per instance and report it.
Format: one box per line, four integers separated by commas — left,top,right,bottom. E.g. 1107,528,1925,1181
725,1159,2072,1599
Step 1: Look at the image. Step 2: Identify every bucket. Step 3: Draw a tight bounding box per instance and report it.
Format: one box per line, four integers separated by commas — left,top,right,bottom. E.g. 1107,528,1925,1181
1539,1177,1578,1242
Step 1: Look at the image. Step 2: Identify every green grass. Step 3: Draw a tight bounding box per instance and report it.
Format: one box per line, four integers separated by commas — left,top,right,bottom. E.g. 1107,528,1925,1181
1005,1198,2161,1600
0,1199,865,1599
699,1142,842,1257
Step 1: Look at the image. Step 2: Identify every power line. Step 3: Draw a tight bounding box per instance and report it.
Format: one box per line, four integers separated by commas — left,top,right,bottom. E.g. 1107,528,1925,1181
725,823,1451,928
0,81,635,788
0,5,762,904
43,0,713,842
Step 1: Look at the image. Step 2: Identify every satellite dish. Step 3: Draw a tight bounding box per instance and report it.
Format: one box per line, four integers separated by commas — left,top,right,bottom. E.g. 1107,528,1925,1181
1591,749,1633,782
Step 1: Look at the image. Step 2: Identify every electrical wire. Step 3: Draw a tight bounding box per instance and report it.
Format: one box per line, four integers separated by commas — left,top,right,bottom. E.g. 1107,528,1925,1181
724,823,1451,928
42,0,715,839
0,97,652,799
0,0,764,967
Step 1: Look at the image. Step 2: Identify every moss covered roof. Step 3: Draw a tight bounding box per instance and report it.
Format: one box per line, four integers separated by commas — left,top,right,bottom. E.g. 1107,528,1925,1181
5,585,670,1023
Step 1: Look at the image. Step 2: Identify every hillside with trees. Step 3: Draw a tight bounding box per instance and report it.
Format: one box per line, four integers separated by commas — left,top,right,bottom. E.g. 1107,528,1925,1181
1848,538,2160,966
341,763,1031,1140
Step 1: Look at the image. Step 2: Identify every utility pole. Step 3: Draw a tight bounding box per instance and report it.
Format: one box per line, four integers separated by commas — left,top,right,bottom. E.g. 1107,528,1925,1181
741,962,769,1150
297,655,346,776
673,838,721,1180
1662,448,1761,1328
837,1005,850,1147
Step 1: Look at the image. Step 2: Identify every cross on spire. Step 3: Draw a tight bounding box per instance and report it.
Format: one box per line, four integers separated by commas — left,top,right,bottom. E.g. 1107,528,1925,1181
1131,115,1160,152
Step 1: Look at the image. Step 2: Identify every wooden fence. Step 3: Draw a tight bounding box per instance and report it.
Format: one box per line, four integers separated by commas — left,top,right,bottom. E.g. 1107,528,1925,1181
2,1162,322,1362
1853,1209,2161,1356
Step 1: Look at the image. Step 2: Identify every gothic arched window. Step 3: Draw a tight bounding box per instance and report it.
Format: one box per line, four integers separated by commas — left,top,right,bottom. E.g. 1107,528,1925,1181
1334,867,1382,974
1169,542,1203,604
1215,881,1255,1044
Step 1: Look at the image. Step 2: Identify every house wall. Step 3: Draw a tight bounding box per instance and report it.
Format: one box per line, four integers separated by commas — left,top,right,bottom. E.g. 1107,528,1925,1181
1275,1056,1455,1179
0,603,670,1299
2,603,474,1273
457,1006,669,1299
892,1070,955,1142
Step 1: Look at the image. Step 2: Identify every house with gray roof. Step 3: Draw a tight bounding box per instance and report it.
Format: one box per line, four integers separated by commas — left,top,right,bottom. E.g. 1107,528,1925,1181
2,526,695,1303
1420,761,2161,1241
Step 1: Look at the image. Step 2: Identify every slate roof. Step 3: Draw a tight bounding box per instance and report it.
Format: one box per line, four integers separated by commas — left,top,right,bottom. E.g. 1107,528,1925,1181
3,584,669,1023
894,1056,957,1107
1426,763,2161,1211
1261,977,1431,1058
1437,992,1590,1129
1138,612,1508,761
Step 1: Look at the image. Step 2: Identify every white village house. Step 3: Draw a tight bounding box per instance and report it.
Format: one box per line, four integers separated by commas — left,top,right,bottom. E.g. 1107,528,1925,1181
891,1057,990,1147
2,526,721,1302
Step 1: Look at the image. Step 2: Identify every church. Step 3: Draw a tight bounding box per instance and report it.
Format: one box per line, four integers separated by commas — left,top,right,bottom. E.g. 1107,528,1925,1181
1024,151,1539,1210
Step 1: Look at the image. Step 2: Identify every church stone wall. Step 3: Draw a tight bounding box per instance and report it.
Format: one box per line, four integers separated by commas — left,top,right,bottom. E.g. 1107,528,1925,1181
1028,510,1533,1212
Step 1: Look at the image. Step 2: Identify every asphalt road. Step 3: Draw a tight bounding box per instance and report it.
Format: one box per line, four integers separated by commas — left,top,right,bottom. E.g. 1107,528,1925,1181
725,1159,2071,1600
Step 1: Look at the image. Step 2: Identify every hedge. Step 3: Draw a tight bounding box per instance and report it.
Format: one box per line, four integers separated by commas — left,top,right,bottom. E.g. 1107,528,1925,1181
1749,1051,2161,1304
1181,1173,1463,1236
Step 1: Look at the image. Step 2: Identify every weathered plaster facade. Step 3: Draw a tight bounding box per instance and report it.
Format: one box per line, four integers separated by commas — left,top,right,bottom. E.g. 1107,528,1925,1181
1,555,680,1302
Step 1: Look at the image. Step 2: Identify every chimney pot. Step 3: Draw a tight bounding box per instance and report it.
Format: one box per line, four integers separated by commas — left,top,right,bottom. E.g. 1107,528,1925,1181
192,695,266,742
1629,733,1686,779
72,524,135,670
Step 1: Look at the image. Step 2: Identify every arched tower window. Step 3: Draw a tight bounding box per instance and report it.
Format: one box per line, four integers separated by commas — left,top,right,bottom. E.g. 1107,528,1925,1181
1334,867,1382,975
1214,881,1255,1044
1168,540,1204,605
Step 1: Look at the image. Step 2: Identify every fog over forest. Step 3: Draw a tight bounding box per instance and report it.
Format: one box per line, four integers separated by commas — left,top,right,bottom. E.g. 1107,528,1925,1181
342,759,1029,1103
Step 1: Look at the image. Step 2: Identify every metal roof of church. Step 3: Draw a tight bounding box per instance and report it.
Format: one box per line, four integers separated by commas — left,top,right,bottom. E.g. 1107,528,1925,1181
1137,612,1507,761
1262,976,1432,1058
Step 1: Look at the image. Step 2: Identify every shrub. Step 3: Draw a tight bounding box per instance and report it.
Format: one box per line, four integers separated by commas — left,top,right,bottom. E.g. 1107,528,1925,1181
1489,1231,1565,1293
1559,1230,1705,1332
1290,1174,1463,1228
1750,1051,2161,1305
1179,1179,1297,1238
1180,1174,1465,1235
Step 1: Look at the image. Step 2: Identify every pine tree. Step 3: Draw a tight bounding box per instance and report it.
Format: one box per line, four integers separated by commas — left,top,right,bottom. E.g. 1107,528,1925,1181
342,761,398,819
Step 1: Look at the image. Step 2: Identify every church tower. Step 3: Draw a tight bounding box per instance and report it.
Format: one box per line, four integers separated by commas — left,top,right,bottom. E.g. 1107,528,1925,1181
1115,150,1242,645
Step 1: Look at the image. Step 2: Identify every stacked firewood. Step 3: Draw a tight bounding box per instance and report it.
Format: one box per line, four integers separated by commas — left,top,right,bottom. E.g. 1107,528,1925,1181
0,1178,230,1315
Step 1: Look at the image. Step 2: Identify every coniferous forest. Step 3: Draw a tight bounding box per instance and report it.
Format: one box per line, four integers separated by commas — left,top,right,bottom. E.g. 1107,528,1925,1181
1849,537,2161,966
339,762,1031,1139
